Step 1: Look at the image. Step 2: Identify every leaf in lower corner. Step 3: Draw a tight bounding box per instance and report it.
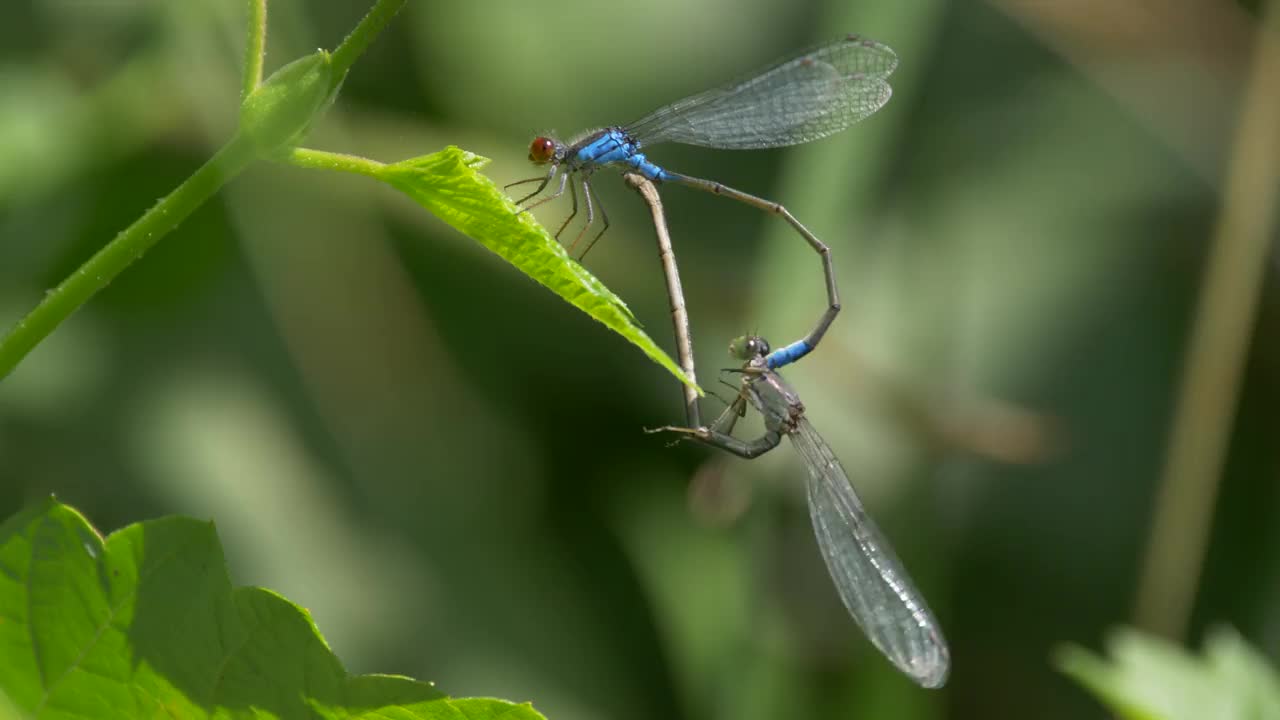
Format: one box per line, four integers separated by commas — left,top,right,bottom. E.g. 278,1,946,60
376,146,700,393
0,498,548,720
1055,626,1280,720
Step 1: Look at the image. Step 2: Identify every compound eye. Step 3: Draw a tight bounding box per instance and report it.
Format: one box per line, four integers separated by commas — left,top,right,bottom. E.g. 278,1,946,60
528,137,556,163
729,335,770,360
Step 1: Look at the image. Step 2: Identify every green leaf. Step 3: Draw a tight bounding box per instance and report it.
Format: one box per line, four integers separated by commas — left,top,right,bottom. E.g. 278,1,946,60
0,498,547,720
376,146,700,392
1056,626,1280,720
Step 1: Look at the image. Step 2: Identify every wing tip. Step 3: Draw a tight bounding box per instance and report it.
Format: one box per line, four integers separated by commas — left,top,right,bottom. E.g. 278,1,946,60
842,33,900,77
904,646,951,689
914,664,950,689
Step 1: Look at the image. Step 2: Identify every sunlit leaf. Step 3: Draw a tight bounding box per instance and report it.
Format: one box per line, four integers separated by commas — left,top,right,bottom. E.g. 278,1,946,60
376,146,699,392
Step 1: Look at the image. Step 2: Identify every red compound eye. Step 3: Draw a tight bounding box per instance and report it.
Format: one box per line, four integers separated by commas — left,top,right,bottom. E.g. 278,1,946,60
528,136,556,163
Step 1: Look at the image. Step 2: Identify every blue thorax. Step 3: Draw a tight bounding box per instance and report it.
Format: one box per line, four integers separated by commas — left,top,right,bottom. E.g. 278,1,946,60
570,128,670,181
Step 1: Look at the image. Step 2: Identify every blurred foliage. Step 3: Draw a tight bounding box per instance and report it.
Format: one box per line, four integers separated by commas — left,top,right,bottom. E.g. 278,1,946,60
0,497,547,719
1058,626,1280,720
2,1,1278,719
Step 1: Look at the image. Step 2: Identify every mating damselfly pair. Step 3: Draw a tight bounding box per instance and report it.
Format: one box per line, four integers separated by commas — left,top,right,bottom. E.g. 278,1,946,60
508,34,949,688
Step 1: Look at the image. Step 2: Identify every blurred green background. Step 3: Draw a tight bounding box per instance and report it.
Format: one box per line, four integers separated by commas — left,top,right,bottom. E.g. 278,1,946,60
2,0,1278,718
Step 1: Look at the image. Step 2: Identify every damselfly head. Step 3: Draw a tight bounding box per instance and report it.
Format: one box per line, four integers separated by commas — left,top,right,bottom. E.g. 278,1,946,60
729,335,770,361
528,136,558,164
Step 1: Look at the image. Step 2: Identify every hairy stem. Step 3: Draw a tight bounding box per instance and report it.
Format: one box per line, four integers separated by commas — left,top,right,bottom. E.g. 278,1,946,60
329,0,408,86
285,147,387,179
0,133,258,379
242,0,267,98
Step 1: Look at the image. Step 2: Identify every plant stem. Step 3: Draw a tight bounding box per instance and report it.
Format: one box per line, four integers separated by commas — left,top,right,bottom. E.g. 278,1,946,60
1,0,406,381
1133,1,1280,639
242,0,267,98
284,147,387,179
329,0,408,86
0,132,259,380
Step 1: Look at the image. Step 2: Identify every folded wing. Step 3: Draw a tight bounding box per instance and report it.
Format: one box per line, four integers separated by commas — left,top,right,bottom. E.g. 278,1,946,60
790,417,950,688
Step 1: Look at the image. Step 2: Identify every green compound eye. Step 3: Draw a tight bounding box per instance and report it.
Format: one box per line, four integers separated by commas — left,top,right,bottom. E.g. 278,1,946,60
728,335,769,360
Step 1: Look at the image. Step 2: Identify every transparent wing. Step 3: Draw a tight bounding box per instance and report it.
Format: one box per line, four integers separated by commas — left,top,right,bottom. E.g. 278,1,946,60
624,36,898,150
789,417,950,688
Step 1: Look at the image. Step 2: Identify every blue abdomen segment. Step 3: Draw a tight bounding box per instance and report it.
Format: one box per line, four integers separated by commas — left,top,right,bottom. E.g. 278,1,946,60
765,341,812,369
572,128,671,181
629,153,669,181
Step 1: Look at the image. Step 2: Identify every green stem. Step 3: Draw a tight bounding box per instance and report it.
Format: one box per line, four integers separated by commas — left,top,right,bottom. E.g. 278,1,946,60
1,0,405,381
284,147,387,179
0,132,259,380
329,0,407,85
242,0,268,98
1133,0,1280,640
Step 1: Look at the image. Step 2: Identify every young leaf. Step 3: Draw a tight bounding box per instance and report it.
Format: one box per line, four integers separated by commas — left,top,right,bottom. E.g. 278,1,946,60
1056,626,1280,720
0,497,547,720
239,52,336,154
376,146,700,392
